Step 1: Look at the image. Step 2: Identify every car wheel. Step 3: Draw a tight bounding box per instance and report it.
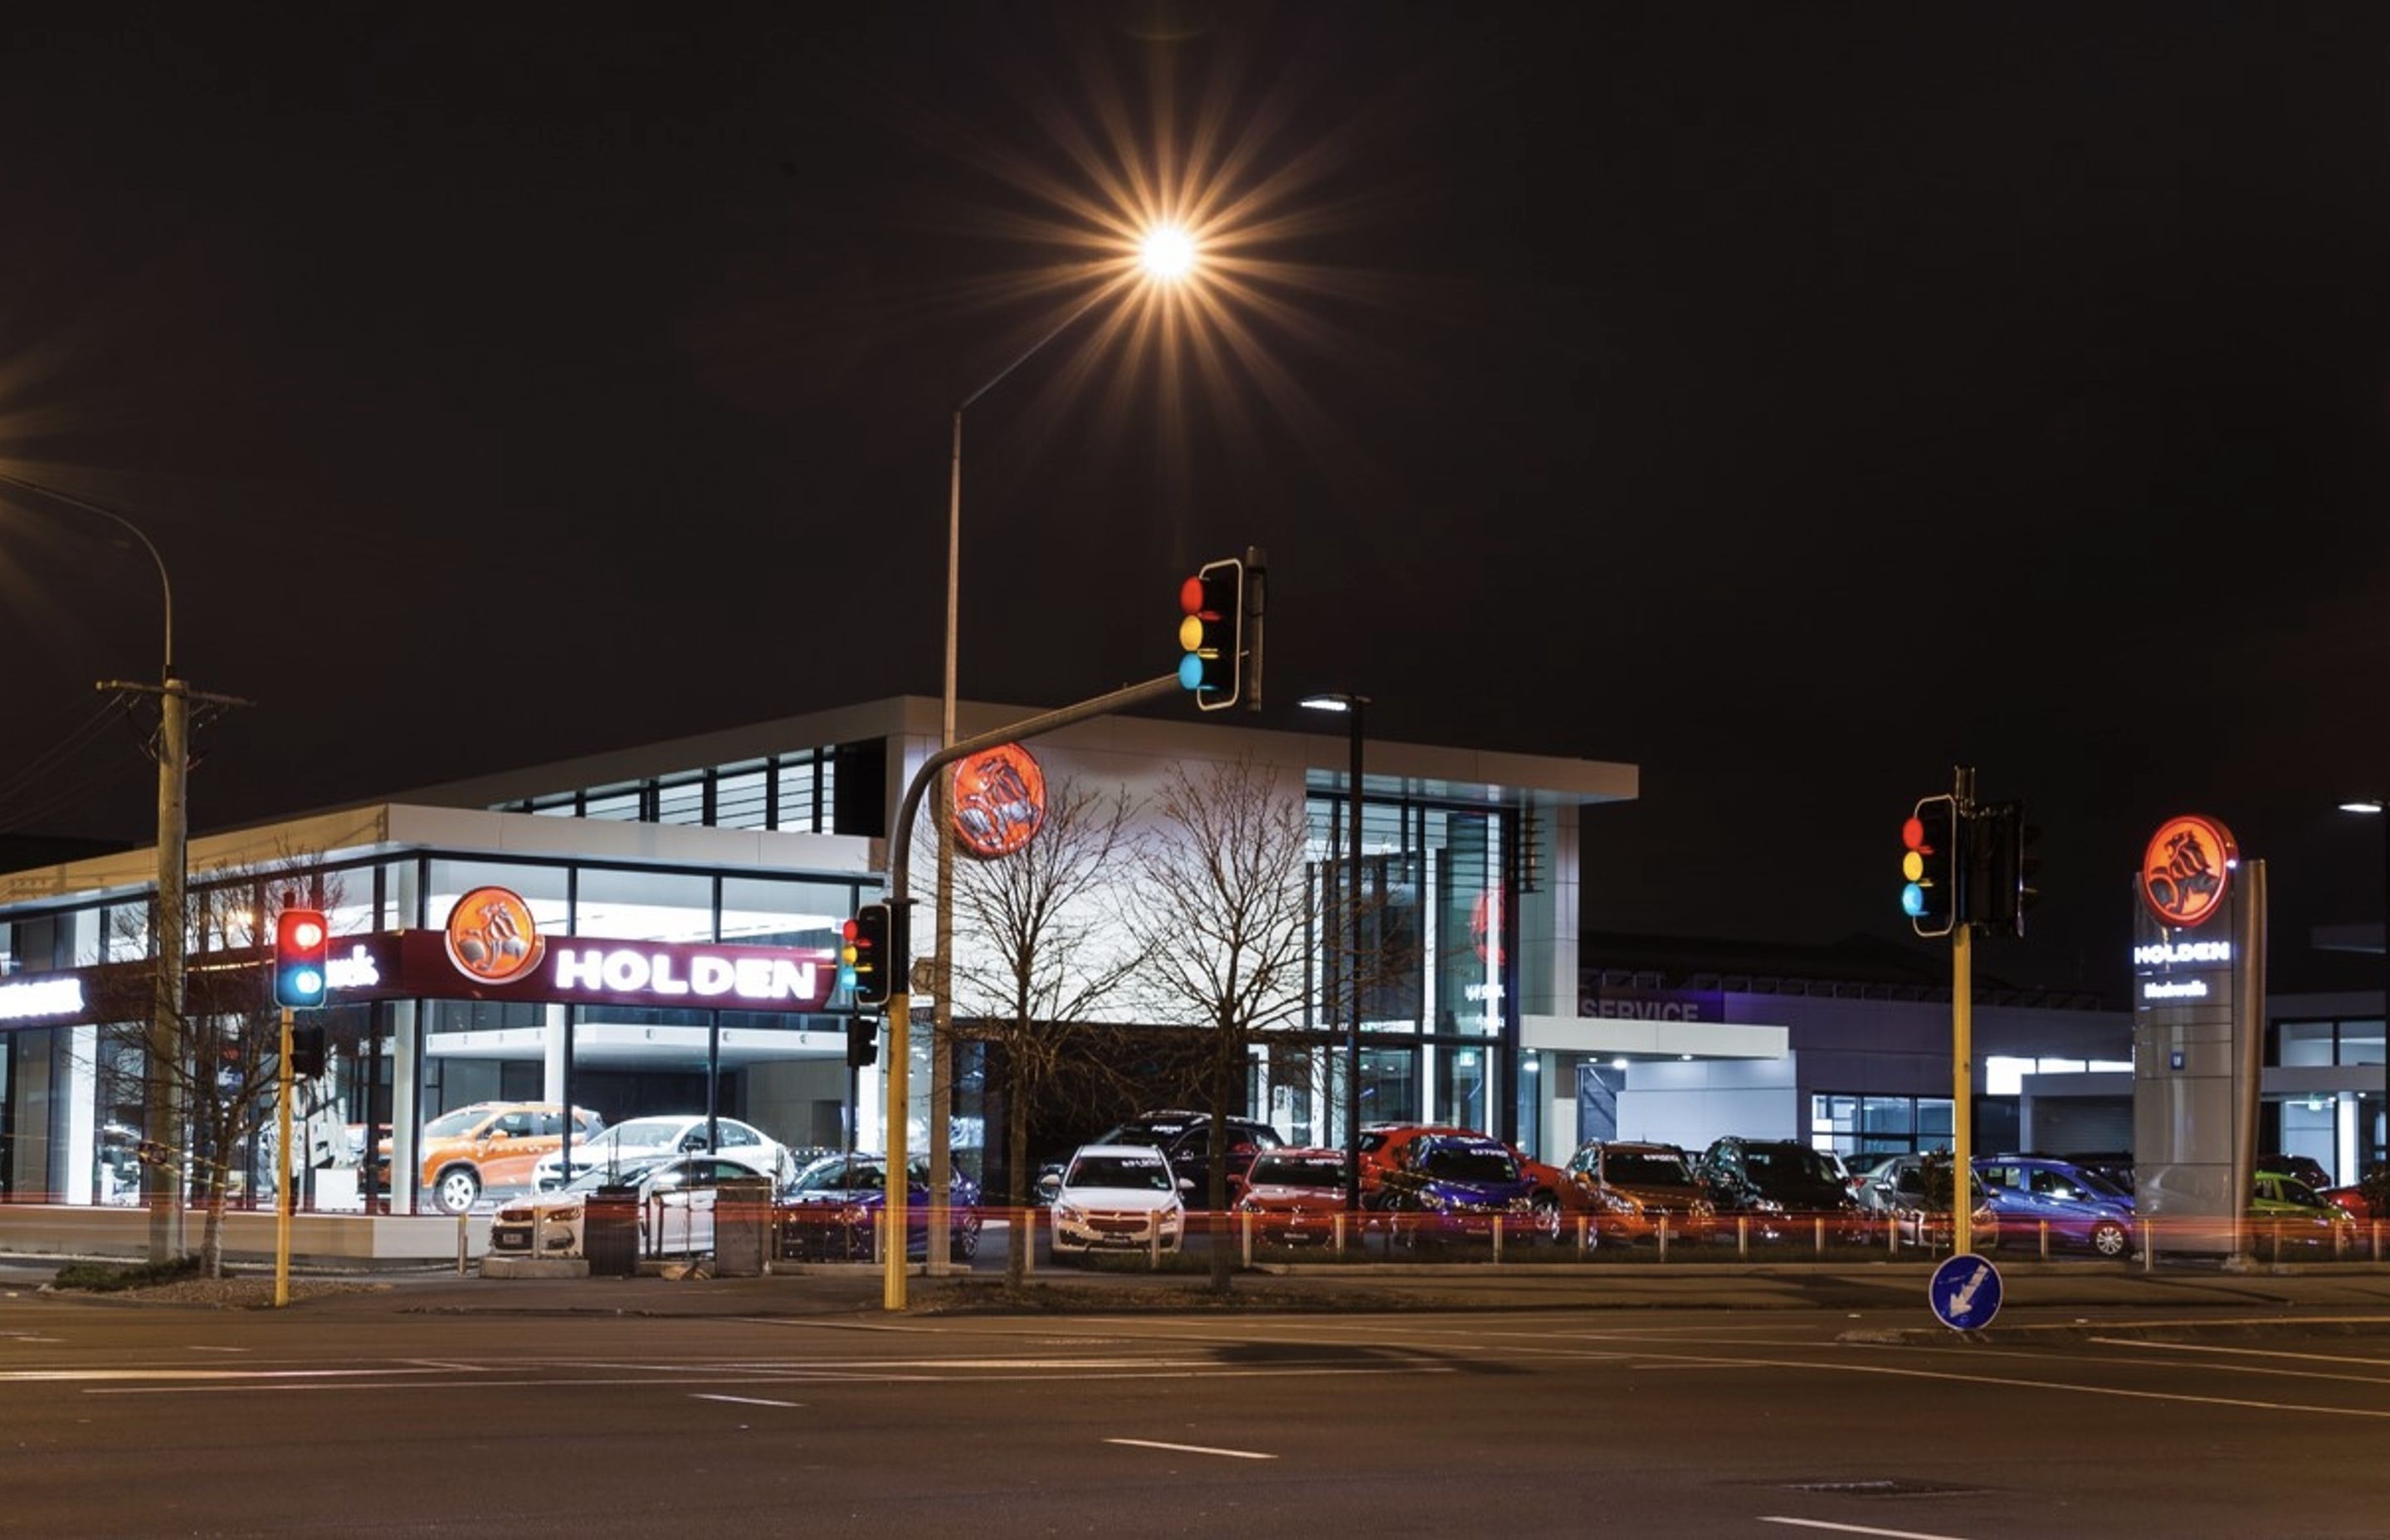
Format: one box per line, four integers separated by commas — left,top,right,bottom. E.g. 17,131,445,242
434,1167,480,1215
1529,1192,1563,1245
2090,1220,2129,1260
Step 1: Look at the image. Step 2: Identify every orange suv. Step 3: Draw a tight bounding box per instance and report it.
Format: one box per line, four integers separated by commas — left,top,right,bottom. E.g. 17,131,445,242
387,1102,606,1215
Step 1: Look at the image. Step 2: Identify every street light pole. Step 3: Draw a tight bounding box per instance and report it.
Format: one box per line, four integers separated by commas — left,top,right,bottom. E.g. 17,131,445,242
0,473,186,1260
2339,799,2390,1182
1302,693,1368,1211
931,239,1197,1238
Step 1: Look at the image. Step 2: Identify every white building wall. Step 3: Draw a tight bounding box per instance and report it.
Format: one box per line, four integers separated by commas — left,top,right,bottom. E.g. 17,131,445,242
1617,1055,1801,1152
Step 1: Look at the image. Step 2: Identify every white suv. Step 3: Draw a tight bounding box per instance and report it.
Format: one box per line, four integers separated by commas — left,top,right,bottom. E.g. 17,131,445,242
532,1114,791,1192
1044,1144,1189,1259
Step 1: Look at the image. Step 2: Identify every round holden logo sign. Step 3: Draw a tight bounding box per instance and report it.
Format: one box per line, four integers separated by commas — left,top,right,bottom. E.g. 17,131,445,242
445,885,545,984
2139,814,2237,929
950,743,1047,859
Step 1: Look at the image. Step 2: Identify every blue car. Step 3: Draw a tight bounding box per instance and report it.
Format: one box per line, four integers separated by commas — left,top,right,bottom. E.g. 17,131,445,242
1973,1157,2135,1258
777,1153,983,1262
1367,1134,1540,1245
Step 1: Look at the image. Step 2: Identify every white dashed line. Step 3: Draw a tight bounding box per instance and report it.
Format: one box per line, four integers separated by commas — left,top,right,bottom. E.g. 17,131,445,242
1106,1437,1275,1460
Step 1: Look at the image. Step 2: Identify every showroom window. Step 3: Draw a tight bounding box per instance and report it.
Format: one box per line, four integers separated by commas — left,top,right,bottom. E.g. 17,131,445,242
1810,1093,1955,1157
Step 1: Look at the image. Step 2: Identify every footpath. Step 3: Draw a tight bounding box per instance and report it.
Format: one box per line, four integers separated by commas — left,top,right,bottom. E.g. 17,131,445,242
11,1251,2390,1326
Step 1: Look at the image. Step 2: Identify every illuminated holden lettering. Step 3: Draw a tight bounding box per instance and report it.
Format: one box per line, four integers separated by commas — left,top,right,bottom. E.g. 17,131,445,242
0,976,83,1021
325,946,381,991
2132,940,2231,967
551,947,817,1003
2144,979,2210,1000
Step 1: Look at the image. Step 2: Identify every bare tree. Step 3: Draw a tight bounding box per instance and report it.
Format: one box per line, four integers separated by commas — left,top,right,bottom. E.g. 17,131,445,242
96,856,348,1276
947,776,1152,1287
1126,755,1317,1292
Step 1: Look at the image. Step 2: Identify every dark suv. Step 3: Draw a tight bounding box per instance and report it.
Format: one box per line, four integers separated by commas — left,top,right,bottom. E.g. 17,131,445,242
1089,1109,1284,1200
1694,1137,1863,1236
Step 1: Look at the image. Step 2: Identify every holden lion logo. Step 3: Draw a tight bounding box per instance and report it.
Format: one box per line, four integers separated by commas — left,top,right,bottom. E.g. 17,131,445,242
445,886,544,983
950,743,1047,859
2140,815,2237,929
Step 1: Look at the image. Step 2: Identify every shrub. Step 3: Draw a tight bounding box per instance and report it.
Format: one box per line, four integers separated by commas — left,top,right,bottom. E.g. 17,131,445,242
53,1256,204,1293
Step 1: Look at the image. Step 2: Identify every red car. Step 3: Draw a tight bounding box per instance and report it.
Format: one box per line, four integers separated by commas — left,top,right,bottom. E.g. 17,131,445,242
2319,1183,2373,1221
1358,1123,1573,1239
1232,1148,1358,1245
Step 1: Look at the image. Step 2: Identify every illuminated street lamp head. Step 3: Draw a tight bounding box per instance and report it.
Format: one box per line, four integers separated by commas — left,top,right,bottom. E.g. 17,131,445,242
1139,222,1197,281
2340,800,2386,816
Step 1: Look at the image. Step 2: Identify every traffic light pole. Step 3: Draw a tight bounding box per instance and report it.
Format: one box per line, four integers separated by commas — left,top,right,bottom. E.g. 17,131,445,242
1951,764,1977,1259
275,1004,294,1309
878,672,1188,1311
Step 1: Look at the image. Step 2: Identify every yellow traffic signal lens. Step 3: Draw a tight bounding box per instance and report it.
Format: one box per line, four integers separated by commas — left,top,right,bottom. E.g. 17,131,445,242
1902,850,1924,883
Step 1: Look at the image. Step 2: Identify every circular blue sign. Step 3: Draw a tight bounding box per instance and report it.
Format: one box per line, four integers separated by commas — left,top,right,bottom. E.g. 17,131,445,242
1929,1253,2003,1332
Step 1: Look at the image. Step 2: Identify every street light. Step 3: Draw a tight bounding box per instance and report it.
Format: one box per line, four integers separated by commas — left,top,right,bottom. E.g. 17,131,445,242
0,471,187,1261
1301,691,1368,1212
914,227,1201,1284
2339,799,2388,1184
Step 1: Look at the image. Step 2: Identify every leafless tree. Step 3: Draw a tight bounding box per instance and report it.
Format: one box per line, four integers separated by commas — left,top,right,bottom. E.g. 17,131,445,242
947,776,1152,1287
96,855,347,1276
1126,755,1318,1292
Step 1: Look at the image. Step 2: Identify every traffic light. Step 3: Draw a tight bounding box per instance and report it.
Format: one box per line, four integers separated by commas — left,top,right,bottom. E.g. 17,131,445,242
1970,800,2042,938
289,1024,328,1077
841,901,905,1009
846,1017,879,1069
1177,557,1245,711
1900,795,1963,938
273,905,330,1009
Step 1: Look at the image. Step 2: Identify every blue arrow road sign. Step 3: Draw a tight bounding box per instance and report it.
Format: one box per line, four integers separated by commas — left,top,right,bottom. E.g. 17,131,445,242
1929,1253,2003,1332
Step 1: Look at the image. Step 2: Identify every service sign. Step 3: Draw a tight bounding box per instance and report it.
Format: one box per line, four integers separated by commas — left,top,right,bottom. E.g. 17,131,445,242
950,743,1046,859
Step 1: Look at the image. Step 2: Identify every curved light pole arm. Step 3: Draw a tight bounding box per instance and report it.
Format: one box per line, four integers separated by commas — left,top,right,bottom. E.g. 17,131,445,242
0,471,175,676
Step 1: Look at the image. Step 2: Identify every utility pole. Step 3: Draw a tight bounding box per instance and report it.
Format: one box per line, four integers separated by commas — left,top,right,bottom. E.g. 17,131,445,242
1951,765,1976,1260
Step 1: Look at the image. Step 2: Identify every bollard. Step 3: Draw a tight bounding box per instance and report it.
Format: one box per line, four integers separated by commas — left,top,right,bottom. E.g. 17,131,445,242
1149,1214,1162,1270
1492,1214,1505,1265
1737,1215,1749,1259
1813,1216,1825,1257
1020,1208,1035,1276
874,1207,885,1268
2375,1220,2383,1264
2141,1218,2153,1273
2040,1219,2050,1261
456,1210,469,1276
1887,1211,1898,1257
1334,1211,1347,1259
2272,1218,2283,1266
1575,1214,1589,1258
1657,1215,1669,1262
1241,1209,1254,1269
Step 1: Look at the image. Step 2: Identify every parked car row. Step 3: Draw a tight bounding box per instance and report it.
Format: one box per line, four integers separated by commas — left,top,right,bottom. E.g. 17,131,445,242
374,1102,813,1215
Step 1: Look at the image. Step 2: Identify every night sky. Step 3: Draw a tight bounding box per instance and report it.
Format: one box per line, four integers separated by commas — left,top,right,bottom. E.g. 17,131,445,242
2,5,2384,999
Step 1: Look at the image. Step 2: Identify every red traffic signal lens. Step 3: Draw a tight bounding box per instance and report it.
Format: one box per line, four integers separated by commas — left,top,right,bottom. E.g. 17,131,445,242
1180,574,1209,616
1901,816,1927,852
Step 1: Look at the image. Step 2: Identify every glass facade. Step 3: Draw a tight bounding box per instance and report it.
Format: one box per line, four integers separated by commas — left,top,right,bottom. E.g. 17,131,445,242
0,850,870,1216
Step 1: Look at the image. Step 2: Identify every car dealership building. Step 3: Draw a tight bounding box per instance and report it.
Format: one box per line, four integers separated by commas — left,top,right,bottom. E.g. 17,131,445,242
1,696,2377,1254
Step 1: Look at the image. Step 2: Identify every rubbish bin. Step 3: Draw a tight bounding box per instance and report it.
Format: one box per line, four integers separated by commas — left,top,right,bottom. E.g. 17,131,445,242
712,1177,773,1277
584,1185,642,1277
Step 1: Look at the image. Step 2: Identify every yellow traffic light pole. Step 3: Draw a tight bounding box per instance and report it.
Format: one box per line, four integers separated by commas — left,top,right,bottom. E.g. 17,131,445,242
275,1005,294,1309
876,671,1194,1312
1951,764,1976,1260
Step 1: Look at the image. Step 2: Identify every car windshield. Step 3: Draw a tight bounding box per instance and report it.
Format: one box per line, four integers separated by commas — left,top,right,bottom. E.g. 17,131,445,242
559,1157,667,1195
602,1118,690,1146
1419,1147,1519,1184
789,1160,883,1194
2075,1167,2130,1200
1068,1156,1172,1191
1743,1145,1840,1184
422,1108,490,1138
1246,1154,1347,1188
1094,1124,1174,1149
1606,1152,1692,1186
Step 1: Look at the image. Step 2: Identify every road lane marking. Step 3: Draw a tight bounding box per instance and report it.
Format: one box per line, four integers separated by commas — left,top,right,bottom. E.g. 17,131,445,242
74,1363,1457,1396
1759,1520,1975,1539
693,1393,803,1407
2090,1338,2390,1367
406,1360,485,1372
1106,1437,1275,1460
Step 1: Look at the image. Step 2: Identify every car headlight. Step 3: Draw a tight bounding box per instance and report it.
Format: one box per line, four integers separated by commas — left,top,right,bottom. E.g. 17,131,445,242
1690,1198,1715,1218
1751,1197,1784,1214
1055,1202,1085,1223
1236,1197,1261,1213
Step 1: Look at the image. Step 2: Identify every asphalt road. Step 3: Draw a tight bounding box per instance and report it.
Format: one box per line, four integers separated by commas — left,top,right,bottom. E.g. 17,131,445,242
7,1279,2390,1538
